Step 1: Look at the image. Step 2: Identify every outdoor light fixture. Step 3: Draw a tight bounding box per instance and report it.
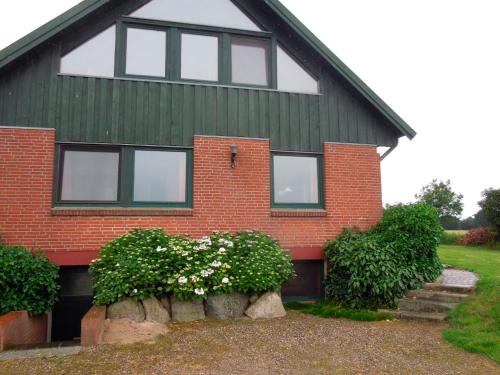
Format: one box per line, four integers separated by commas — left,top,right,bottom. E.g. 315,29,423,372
230,144,238,168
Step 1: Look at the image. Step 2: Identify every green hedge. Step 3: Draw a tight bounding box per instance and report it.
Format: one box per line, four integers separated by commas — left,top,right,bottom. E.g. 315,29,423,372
324,203,443,309
0,245,59,316
89,229,294,305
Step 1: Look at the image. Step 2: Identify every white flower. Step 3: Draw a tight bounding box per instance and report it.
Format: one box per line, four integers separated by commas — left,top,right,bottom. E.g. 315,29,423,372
222,277,229,284
218,247,226,254
156,246,167,252
194,288,205,296
226,241,234,248
178,276,188,284
201,270,210,277
191,275,199,282
181,251,189,256
207,268,214,275
218,238,225,244
133,289,138,294
116,263,120,267
211,260,222,268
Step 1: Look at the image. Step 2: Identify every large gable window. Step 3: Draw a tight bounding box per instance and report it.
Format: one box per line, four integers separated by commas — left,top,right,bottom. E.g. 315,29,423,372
60,25,116,77
57,146,191,207
272,154,322,208
130,0,262,31
126,28,167,77
231,36,269,86
181,33,219,82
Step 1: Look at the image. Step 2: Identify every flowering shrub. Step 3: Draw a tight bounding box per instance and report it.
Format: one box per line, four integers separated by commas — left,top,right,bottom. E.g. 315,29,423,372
456,227,496,246
89,229,293,305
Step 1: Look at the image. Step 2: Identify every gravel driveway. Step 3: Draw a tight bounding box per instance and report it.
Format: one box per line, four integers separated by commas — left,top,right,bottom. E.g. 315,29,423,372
1,311,498,375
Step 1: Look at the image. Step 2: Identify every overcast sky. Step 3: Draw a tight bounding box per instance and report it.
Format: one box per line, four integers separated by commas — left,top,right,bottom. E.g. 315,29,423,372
1,1,498,217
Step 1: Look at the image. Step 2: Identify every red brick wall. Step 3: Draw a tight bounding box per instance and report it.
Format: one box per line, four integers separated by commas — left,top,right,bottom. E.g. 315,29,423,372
0,311,47,351
0,127,382,263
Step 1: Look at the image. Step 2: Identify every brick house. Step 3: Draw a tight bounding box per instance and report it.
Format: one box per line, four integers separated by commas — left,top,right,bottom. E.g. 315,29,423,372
0,0,415,340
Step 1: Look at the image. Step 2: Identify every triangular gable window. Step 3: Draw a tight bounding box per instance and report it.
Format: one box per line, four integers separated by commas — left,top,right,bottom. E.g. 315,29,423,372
277,45,319,94
130,0,262,31
60,25,116,77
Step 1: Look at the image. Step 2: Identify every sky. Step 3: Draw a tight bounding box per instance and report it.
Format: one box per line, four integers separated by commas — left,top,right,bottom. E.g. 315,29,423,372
1,0,499,218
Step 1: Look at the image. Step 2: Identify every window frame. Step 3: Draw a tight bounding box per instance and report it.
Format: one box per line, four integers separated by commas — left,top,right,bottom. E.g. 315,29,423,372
270,152,324,209
115,17,275,88
54,144,193,208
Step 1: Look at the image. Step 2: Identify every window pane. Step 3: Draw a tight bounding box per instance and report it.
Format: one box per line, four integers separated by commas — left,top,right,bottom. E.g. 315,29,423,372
130,0,261,31
277,46,319,94
273,155,319,204
134,151,187,202
60,25,116,77
231,37,268,86
126,28,166,77
61,150,119,201
181,34,218,81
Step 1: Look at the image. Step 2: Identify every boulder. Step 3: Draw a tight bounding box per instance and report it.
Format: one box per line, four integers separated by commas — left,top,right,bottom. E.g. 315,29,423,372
107,298,145,322
206,293,249,320
103,319,168,345
244,292,286,320
171,296,205,322
249,294,259,304
142,297,170,323
160,295,172,316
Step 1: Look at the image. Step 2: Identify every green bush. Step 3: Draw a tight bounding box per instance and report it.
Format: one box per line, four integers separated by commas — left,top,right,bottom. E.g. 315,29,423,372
324,203,443,309
89,229,293,305
0,245,59,316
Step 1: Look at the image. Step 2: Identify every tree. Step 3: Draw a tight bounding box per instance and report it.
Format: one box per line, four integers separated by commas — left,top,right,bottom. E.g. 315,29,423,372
479,188,500,238
415,179,463,225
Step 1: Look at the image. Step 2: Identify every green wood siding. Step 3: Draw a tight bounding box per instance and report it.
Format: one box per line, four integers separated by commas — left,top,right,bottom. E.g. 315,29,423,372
0,0,400,150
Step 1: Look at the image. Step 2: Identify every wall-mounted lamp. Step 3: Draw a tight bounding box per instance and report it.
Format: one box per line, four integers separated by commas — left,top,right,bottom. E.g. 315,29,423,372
230,144,238,169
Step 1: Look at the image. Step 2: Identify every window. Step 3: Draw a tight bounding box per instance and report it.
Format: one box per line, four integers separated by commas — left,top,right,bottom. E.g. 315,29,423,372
126,28,167,77
130,0,262,31
181,33,219,82
272,154,322,207
231,36,269,86
60,25,116,77
57,146,191,207
277,45,319,94
133,150,187,202
59,148,120,202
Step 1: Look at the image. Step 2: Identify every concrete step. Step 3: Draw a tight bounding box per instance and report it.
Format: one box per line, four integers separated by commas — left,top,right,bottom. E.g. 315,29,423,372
397,298,456,313
379,309,448,322
406,289,469,304
424,283,475,294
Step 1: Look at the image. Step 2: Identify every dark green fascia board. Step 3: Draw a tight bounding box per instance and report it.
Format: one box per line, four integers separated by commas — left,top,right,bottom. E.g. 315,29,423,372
0,0,111,69
0,0,416,141
263,0,416,140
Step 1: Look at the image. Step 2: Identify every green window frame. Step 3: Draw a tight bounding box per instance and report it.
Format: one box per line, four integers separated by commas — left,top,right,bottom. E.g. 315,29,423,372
115,17,276,88
55,144,193,208
271,152,324,209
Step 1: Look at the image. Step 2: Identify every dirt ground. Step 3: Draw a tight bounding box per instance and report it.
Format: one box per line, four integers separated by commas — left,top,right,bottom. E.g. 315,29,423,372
1,311,498,375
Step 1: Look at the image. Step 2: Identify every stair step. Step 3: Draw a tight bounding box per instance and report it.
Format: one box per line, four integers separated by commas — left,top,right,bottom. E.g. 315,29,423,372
406,289,469,303
424,283,475,294
379,309,448,322
397,298,456,313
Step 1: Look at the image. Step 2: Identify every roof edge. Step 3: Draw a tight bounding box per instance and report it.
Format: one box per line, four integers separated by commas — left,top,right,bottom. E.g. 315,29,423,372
264,0,416,140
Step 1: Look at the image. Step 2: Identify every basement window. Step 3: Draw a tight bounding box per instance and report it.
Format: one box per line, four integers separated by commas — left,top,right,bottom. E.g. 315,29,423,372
272,153,323,208
57,145,192,207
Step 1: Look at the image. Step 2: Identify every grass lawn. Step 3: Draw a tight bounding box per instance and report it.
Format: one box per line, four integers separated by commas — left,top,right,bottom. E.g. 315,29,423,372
438,245,500,363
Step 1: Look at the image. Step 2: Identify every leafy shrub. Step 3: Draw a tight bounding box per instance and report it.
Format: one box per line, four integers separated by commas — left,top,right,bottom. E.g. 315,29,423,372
0,245,59,316
324,203,443,309
456,227,496,246
89,229,293,305
440,231,464,245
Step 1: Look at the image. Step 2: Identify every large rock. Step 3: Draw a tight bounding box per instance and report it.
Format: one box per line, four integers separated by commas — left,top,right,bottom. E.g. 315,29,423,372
142,297,170,323
244,292,286,320
107,298,145,322
171,296,205,322
206,293,249,320
102,319,168,345
160,295,172,316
